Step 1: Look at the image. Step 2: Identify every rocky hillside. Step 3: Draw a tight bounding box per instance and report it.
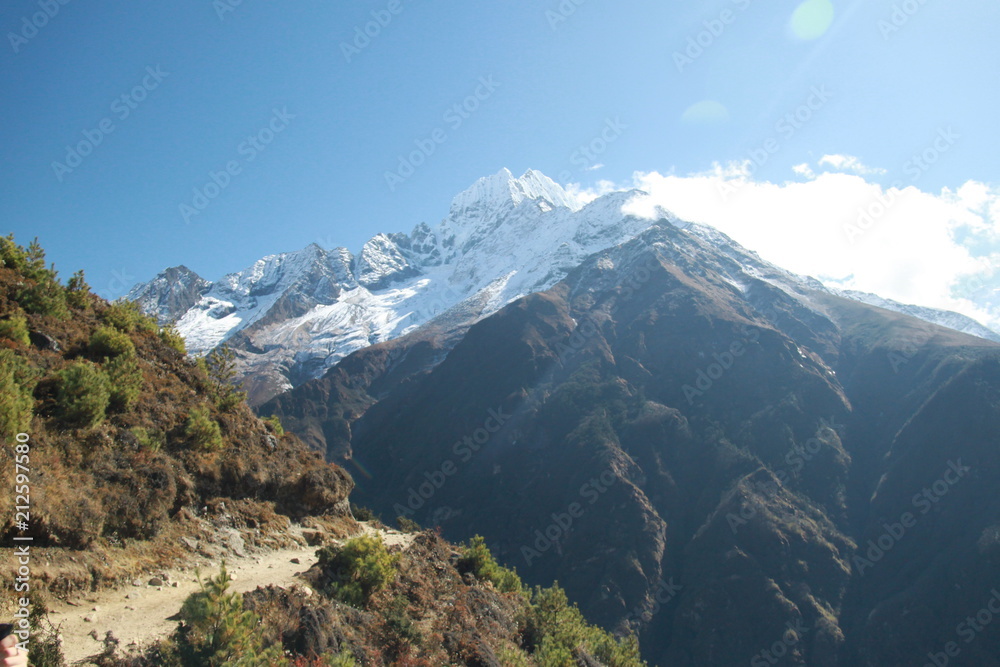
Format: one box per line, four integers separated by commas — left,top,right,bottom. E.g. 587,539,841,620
262,222,1000,666
0,236,649,666
0,235,353,597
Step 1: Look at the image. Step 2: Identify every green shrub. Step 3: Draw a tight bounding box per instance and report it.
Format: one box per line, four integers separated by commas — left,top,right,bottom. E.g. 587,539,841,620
1,236,69,319
25,603,66,667
497,647,531,667
89,325,136,360
131,427,166,452
396,516,421,533
525,585,645,667
0,312,30,346
318,534,400,607
204,345,246,412
54,360,110,429
324,653,359,667
384,595,422,645
0,350,35,438
185,405,224,452
159,325,187,354
458,535,525,595
19,278,69,319
264,414,285,436
103,300,157,333
175,564,287,666
66,269,92,310
350,504,378,522
534,640,575,667
0,235,29,274
105,354,143,411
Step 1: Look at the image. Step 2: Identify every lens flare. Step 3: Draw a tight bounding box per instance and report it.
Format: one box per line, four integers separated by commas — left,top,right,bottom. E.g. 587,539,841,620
789,0,835,41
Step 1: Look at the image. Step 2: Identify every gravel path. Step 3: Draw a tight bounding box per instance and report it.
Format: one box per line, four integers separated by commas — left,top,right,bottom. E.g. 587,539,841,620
50,522,413,665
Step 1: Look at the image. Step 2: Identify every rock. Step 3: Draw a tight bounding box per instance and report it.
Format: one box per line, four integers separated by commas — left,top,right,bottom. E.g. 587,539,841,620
198,546,220,559
180,536,199,551
148,577,164,587
290,557,301,565
83,615,96,623
29,330,60,352
303,530,325,546
219,528,247,558
89,629,99,640
301,586,313,597
132,579,143,587
91,606,99,612
171,581,179,588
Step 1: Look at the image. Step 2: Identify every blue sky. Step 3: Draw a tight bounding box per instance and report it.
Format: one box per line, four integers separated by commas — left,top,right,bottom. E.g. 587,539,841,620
2,0,998,320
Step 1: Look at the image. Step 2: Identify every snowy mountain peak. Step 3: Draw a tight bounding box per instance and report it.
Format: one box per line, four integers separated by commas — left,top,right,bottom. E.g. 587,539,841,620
129,167,1000,405
449,168,580,218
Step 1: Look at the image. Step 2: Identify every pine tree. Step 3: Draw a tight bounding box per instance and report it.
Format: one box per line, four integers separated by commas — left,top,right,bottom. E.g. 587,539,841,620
177,563,288,666
66,269,92,310
204,344,246,411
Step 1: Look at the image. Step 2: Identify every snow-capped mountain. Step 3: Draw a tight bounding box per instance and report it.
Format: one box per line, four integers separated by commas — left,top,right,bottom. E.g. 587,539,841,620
128,168,1000,403
129,169,668,402
830,288,1000,342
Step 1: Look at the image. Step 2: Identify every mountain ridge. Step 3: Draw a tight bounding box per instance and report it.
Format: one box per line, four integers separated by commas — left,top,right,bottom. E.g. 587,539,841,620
128,168,1000,409
259,220,1000,665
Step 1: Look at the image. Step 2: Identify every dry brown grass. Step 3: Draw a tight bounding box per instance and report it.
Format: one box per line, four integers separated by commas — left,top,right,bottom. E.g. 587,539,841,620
0,258,354,603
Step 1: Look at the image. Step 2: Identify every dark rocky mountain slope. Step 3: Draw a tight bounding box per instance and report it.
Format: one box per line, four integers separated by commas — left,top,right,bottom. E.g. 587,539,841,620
262,221,1000,666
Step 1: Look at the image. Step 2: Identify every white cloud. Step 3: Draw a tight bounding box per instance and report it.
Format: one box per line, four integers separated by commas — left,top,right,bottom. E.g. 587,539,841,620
563,179,618,208
585,163,605,172
817,154,887,175
576,164,1000,333
792,163,816,179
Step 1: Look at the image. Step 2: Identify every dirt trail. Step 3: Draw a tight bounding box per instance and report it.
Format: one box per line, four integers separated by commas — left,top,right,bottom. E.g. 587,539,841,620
50,522,414,665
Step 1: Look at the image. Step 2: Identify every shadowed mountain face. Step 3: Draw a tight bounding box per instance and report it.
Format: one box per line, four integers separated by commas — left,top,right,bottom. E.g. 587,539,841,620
262,222,1000,666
